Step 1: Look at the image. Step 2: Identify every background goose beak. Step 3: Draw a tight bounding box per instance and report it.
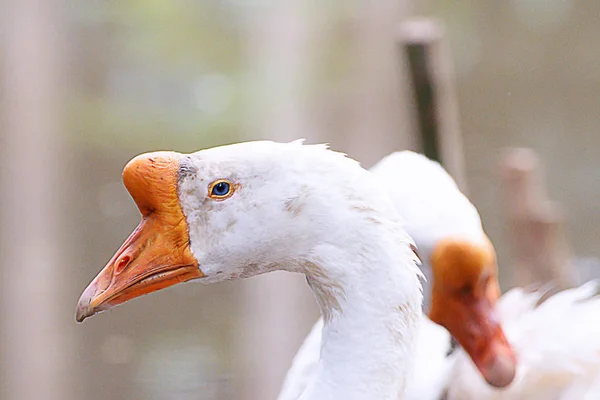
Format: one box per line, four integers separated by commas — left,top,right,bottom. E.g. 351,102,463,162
430,283,517,388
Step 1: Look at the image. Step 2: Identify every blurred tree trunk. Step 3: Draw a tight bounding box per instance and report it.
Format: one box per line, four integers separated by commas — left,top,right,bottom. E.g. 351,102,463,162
0,1,73,400
342,0,418,167
500,149,574,293
236,2,320,400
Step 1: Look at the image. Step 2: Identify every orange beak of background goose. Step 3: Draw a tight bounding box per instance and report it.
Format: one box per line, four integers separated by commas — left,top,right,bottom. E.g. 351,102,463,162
429,237,517,388
76,152,203,323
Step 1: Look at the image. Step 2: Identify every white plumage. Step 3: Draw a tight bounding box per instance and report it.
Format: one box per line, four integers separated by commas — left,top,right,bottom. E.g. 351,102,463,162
370,151,484,250
279,313,452,400
448,282,600,399
281,150,600,400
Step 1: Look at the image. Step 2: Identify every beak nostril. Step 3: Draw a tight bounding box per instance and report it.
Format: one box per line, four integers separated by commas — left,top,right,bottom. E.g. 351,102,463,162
115,255,131,275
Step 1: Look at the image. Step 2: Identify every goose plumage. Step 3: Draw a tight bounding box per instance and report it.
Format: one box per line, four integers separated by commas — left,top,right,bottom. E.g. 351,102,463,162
281,150,600,400
448,281,600,399
76,141,425,400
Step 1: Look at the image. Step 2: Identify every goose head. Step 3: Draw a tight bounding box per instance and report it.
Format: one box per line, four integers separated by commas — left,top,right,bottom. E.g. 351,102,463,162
76,141,399,322
429,236,517,388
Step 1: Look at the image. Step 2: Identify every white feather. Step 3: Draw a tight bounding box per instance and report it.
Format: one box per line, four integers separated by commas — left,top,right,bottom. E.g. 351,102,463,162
405,317,452,400
370,151,485,250
279,315,452,400
447,282,600,399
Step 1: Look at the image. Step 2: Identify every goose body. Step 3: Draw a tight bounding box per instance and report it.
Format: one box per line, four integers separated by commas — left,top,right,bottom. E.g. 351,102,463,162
282,150,600,400
76,141,424,400
279,314,453,400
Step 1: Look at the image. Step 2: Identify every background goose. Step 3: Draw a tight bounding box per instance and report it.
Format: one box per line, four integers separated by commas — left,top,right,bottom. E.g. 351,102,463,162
378,152,600,400
76,141,424,400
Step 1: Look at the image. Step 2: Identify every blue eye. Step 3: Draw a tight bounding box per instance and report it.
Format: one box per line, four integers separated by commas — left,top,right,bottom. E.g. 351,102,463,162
209,180,234,199
212,182,230,196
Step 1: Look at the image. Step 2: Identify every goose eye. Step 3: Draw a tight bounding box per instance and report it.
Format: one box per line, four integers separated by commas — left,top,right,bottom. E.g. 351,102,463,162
208,179,235,199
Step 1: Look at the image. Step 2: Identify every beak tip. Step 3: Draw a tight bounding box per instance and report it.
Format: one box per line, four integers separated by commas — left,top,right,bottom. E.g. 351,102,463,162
75,281,99,323
75,297,92,323
75,312,86,323
482,352,517,388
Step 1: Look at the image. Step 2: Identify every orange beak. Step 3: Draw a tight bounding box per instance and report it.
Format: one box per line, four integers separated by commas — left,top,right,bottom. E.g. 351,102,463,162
429,237,517,388
76,152,202,323
430,277,516,388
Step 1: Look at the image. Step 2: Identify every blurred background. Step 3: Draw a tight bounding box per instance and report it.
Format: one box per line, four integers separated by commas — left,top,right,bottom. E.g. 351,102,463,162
1,1,599,399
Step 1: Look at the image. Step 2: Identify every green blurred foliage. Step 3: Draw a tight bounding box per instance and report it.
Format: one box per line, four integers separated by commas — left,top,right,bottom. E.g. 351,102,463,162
68,0,245,152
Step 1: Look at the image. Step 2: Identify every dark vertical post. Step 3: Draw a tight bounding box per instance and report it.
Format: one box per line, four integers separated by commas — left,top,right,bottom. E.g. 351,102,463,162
398,18,468,193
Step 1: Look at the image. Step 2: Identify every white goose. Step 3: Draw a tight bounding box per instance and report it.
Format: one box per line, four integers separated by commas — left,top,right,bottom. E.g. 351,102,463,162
377,152,600,400
281,150,600,400
76,141,424,400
